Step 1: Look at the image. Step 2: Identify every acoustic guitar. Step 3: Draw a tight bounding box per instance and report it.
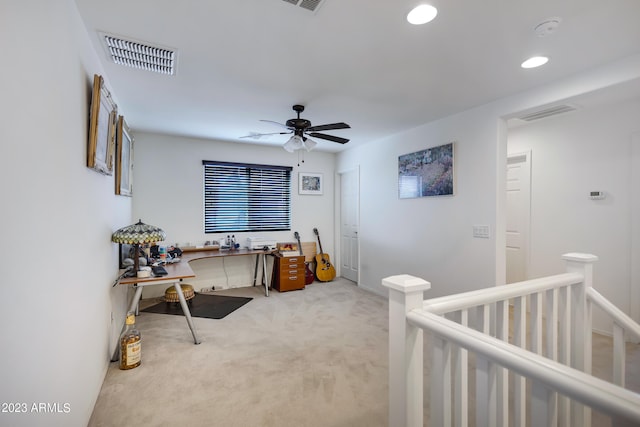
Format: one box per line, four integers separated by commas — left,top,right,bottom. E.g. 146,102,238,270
313,228,336,282
294,231,315,285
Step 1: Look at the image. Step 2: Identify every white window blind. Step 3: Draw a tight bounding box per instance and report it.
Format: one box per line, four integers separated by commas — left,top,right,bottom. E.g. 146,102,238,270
203,161,292,233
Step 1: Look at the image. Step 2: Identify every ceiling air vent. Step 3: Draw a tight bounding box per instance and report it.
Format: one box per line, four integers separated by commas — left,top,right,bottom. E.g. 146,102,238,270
281,0,326,12
101,33,176,75
517,104,577,122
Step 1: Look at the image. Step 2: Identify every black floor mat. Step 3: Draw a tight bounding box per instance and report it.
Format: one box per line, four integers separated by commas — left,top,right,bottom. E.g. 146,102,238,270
142,293,252,319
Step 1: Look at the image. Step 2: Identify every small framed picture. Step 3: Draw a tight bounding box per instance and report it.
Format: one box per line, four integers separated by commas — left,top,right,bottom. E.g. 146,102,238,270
119,243,134,269
299,172,323,195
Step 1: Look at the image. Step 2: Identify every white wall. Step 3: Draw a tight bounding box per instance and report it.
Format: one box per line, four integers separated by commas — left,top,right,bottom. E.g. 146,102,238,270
336,53,640,314
132,132,336,293
336,110,500,297
508,98,640,332
0,2,131,426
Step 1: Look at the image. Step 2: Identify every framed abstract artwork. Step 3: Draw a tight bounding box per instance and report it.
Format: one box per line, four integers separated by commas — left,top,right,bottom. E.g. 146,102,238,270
398,142,454,198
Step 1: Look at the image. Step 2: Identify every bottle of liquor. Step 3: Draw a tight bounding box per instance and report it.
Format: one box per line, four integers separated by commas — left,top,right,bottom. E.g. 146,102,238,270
119,312,141,370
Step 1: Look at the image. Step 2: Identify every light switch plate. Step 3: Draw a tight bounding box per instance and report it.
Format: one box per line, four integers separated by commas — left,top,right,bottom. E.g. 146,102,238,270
473,225,490,238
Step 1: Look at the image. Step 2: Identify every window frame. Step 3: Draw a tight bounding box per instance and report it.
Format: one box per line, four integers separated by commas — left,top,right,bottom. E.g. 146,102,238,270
202,160,292,234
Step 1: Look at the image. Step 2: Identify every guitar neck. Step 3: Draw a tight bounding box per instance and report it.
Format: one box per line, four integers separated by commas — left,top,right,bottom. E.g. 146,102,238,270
294,233,304,257
314,228,326,255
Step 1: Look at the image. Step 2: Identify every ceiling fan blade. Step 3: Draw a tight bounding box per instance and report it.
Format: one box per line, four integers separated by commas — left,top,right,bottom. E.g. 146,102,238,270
306,122,351,132
259,120,291,130
307,132,350,144
240,131,291,139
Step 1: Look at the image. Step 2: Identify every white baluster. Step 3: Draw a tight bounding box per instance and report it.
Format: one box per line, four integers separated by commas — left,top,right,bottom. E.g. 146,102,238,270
453,309,469,427
513,296,527,426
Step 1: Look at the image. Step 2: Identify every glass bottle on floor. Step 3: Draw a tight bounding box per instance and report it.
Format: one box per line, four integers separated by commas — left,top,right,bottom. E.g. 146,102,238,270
119,312,141,370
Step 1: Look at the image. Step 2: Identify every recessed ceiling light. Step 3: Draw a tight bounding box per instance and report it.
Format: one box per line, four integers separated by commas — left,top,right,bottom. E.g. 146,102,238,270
407,4,438,25
521,56,549,69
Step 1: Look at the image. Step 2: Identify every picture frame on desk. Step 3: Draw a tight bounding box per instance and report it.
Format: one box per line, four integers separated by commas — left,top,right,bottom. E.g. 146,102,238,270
87,74,117,175
299,172,323,195
119,243,134,269
115,115,134,196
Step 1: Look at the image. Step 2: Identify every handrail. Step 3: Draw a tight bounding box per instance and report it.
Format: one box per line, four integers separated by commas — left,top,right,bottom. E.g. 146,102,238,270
384,254,640,427
407,309,640,422
423,272,583,315
588,287,640,341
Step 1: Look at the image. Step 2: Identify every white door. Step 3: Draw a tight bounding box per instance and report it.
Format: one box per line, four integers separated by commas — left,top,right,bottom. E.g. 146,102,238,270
340,168,359,283
631,132,640,322
506,152,531,284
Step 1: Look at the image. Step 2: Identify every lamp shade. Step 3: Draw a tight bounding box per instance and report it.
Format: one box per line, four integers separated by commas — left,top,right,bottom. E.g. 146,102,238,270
303,137,317,151
283,135,304,153
111,219,166,244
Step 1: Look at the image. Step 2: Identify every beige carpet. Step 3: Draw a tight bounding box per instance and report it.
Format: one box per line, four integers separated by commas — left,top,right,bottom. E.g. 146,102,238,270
89,279,640,426
89,279,389,427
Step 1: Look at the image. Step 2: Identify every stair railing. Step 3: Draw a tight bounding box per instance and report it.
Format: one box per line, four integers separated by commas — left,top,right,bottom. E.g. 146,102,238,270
383,253,640,427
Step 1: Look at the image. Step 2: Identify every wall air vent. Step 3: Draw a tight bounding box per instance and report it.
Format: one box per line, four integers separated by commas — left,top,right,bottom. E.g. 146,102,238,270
101,33,176,75
517,104,578,122
281,0,326,12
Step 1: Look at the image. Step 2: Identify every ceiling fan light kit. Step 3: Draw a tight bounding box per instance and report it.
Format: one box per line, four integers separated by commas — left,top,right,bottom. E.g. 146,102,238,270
249,104,350,152
303,138,317,151
283,135,304,152
283,134,317,152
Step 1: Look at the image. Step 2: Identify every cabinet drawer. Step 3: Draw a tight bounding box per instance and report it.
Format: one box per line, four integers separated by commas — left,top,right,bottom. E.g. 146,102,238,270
280,259,303,268
280,255,304,263
274,273,305,291
281,274,304,283
279,266,305,275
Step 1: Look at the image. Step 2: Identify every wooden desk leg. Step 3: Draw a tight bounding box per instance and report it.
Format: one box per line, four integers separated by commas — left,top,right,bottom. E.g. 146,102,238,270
173,282,201,344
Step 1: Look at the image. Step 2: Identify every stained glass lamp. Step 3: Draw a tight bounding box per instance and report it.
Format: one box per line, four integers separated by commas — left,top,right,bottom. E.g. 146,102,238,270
112,219,166,274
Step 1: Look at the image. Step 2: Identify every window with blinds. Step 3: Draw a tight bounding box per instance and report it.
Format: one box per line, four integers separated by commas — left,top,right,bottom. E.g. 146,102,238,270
203,161,292,233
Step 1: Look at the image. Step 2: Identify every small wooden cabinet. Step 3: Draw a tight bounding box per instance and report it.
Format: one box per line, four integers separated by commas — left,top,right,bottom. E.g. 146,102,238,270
272,254,305,292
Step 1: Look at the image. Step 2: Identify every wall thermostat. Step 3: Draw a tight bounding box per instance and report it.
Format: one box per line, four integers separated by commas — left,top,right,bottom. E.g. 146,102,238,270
589,191,606,200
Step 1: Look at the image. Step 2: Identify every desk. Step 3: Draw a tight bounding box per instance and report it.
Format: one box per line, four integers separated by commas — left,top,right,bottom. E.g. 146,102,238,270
118,262,200,345
115,248,273,349
180,247,273,296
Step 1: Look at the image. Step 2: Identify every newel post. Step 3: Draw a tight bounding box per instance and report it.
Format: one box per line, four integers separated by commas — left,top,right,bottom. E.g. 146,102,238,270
562,252,598,427
383,274,431,427
562,252,598,371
